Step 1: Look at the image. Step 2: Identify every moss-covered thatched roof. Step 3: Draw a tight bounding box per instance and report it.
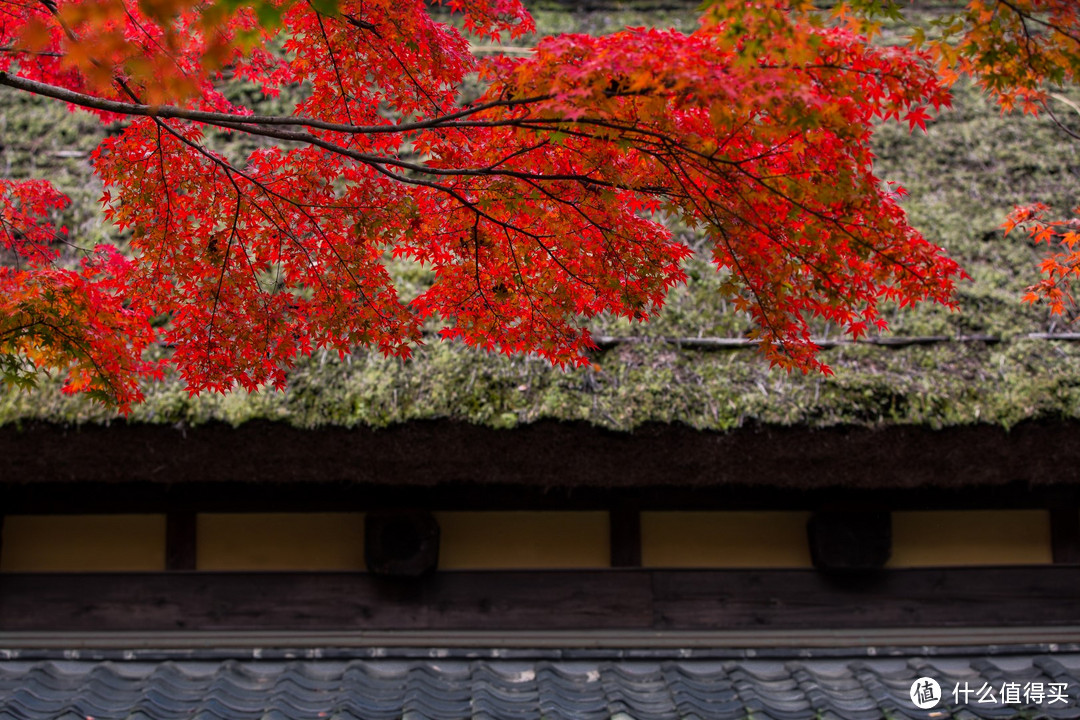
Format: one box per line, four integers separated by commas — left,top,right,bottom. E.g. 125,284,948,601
3,2,1080,432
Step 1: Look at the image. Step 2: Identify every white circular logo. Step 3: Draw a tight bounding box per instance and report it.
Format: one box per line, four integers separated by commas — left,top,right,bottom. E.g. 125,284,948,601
910,677,942,709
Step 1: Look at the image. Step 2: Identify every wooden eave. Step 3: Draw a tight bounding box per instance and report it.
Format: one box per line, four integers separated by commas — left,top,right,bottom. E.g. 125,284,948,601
2,418,1080,514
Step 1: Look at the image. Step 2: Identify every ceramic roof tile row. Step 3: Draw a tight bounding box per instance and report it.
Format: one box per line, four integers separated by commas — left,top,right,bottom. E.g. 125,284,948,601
1,655,1079,720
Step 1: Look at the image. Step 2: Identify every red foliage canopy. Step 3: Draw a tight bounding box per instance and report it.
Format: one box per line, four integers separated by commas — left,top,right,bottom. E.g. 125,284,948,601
0,0,965,410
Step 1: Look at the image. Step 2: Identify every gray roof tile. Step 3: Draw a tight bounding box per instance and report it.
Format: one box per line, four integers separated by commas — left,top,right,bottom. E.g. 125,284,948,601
1,654,1079,720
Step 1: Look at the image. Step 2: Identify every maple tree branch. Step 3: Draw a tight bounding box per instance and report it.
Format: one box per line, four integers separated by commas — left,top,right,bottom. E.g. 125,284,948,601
507,176,650,293
1042,98,1080,141
340,12,379,36
119,2,191,84
0,71,707,200
315,11,356,126
202,185,244,368
14,63,925,329
649,145,838,348
0,45,61,56
12,316,126,400
360,21,444,118
0,71,553,135
469,217,501,320
727,160,938,292
996,0,1080,47
196,115,643,201
0,0,980,403
116,82,390,324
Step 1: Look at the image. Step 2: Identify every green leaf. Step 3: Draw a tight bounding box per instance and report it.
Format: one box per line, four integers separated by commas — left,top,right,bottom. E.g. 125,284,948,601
254,1,282,29
307,0,339,17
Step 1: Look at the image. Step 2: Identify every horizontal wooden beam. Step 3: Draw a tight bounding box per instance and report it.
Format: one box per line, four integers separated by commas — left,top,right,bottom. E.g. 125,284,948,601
2,480,1071,513
1,567,1078,633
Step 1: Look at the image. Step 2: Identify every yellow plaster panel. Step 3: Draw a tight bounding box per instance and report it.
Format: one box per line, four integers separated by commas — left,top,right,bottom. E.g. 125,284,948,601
889,510,1052,567
1,515,165,571
435,512,609,569
197,513,365,570
641,512,812,568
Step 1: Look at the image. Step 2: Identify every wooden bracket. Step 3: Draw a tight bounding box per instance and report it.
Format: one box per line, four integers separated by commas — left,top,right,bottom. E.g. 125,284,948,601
365,510,440,577
609,508,641,568
1050,497,1080,564
807,510,891,572
165,512,196,571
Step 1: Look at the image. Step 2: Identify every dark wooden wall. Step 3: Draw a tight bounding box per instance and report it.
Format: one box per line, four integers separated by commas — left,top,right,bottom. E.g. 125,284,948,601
1,567,1078,632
